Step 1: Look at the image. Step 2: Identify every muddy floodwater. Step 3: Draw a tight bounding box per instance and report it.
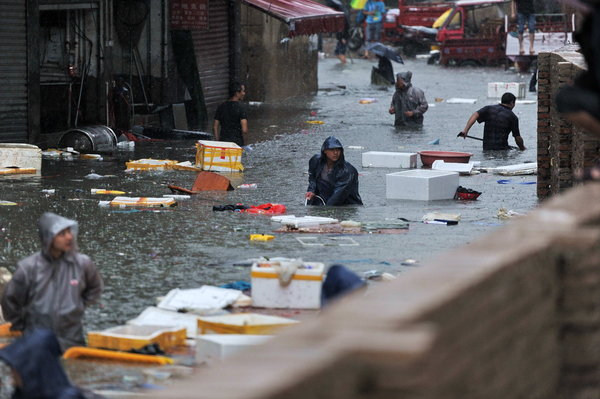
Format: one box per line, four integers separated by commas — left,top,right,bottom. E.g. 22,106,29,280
0,57,538,338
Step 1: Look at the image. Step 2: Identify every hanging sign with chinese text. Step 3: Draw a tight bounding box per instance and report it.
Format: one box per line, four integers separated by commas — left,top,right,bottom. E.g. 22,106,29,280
170,0,209,30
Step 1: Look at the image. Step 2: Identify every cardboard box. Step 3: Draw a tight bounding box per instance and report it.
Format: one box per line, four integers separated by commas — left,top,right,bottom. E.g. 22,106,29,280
195,140,243,172
362,151,417,168
487,82,526,99
386,170,459,200
195,334,272,364
251,260,324,309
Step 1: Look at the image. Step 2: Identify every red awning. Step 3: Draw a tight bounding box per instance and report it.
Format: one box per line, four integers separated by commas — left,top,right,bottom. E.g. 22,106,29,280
242,0,346,37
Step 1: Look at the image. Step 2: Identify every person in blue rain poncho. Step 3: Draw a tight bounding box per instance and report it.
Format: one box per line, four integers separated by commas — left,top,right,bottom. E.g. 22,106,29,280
305,136,363,206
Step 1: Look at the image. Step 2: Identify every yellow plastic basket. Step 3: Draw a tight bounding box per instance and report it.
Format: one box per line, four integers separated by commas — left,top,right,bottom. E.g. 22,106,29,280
197,313,298,335
195,141,244,172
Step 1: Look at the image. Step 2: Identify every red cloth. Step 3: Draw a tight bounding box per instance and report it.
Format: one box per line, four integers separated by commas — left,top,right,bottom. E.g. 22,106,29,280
243,203,287,214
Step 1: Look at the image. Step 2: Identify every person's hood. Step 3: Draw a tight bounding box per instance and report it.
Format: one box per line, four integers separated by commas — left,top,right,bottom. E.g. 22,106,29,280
38,212,78,257
0,329,81,398
396,71,413,89
320,136,345,163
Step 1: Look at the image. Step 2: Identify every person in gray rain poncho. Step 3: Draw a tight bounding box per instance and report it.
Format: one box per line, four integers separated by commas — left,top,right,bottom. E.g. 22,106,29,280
388,71,428,127
306,136,363,206
1,213,103,350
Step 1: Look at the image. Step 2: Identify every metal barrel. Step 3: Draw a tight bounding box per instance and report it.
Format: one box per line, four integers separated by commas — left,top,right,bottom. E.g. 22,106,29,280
57,125,118,153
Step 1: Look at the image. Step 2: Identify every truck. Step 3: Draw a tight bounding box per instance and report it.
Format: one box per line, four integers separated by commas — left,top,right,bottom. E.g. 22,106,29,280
381,0,453,56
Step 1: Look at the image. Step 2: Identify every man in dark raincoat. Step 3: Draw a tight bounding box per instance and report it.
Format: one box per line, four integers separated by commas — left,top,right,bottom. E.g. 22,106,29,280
306,136,363,206
0,329,85,398
1,213,103,350
388,71,428,127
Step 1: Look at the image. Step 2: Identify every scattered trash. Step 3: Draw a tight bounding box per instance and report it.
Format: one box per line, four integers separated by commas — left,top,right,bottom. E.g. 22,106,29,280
434,97,444,102
271,215,338,228
158,286,247,314
428,138,440,145
243,203,286,215
117,141,135,150
0,201,18,206
91,189,127,195
490,162,537,176
401,259,419,266
359,98,377,104
80,154,103,160
237,183,257,189
249,234,275,241
41,189,55,195
85,173,115,180
422,212,460,225
340,220,362,227
364,270,397,281
295,236,359,246
347,145,365,150
169,171,234,193
0,167,36,175
108,197,177,208
305,120,325,124
248,101,263,106
126,159,178,171
213,204,249,212
446,98,477,104
163,194,190,200
497,179,536,185
497,208,524,220
432,160,474,174
454,186,482,200
219,281,251,291
516,100,537,105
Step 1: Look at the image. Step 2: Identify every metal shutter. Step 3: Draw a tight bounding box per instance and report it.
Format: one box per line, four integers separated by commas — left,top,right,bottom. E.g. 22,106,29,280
0,1,28,142
191,0,230,112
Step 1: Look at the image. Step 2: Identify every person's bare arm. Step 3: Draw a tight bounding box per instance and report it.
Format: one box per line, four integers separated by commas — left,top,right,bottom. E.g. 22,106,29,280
459,111,480,138
515,136,526,151
241,119,248,141
213,120,220,141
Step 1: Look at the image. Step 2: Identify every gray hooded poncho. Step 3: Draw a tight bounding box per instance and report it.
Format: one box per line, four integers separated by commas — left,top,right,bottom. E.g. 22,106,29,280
390,71,428,127
1,213,103,350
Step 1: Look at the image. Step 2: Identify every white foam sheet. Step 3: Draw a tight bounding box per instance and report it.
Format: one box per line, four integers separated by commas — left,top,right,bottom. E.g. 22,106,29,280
157,286,242,313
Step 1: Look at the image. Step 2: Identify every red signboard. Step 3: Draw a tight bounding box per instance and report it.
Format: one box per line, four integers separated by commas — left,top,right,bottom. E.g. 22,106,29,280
170,0,209,30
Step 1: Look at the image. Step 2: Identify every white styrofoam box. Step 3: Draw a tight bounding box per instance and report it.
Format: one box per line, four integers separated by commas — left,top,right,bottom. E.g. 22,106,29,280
195,334,272,365
270,215,338,228
251,260,325,309
487,82,526,99
128,306,200,338
432,160,474,174
362,151,417,169
386,170,459,201
0,143,42,171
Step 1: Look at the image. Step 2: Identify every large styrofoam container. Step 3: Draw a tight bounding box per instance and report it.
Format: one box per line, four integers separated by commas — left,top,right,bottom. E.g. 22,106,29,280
0,144,42,171
251,260,325,309
386,170,459,200
195,140,243,172
362,151,417,168
87,324,186,351
487,82,526,99
128,306,200,338
195,334,272,365
109,196,177,208
197,313,299,335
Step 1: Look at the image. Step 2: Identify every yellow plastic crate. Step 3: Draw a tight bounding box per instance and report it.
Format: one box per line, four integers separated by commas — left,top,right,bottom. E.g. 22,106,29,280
87,324,186,351
125,158,178,171
195,140,243,172
197,313,298,335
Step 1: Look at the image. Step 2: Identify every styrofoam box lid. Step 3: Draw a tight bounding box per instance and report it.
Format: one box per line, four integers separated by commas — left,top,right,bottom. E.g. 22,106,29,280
197,140,242,149
363,151,417,156
93,324,184,339
251,262,325,276
196,334,273,345
198,313,299,326
387,170,459,178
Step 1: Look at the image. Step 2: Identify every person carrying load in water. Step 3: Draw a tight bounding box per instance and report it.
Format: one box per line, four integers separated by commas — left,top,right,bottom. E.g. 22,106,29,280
1,212,103,351
459,92,526,151
306,136,363,206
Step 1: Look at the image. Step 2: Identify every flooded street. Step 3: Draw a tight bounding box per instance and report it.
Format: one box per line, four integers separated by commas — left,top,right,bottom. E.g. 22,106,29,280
0,56,538,336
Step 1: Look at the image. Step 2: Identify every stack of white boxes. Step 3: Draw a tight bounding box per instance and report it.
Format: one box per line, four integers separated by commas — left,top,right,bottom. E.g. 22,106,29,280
487,82,526,99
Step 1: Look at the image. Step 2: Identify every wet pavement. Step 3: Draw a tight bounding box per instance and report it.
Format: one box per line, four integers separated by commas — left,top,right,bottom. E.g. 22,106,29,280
0,56,538,384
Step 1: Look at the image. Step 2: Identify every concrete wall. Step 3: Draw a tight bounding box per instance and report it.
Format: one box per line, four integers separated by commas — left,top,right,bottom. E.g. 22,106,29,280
153,181,600,398
240,5,318,102
537,46,600,199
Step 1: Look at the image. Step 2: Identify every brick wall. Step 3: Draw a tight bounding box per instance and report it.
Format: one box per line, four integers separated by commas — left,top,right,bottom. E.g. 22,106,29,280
537,46,600,199
153,183,600,399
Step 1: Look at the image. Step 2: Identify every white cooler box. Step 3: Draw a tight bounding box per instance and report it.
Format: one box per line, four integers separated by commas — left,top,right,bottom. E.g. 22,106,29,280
251,260,324,309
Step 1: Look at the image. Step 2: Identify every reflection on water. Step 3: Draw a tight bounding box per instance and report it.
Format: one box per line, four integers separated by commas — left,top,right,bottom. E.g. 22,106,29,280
0,58,539,336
